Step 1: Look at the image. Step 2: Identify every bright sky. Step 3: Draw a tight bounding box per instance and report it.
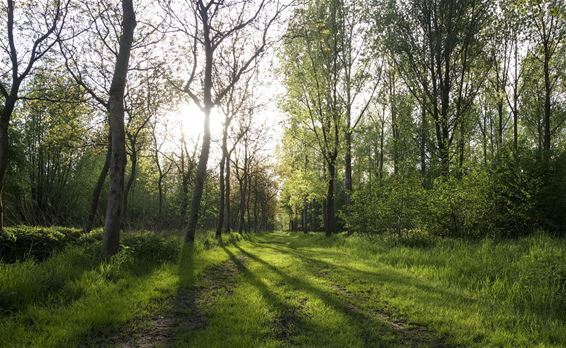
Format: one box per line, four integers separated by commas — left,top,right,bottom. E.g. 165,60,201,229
160,79,285,170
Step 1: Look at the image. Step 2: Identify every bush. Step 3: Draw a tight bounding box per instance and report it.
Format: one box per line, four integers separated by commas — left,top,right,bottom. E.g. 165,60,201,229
0,226,101,263
350,175,425,235
425,170,494,237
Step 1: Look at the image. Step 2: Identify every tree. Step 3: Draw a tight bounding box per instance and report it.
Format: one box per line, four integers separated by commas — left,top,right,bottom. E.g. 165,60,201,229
0,0,69,231
282,0,343,235
523,0,566,154
386,0,491,176
167,0,285,242
102,0,136,257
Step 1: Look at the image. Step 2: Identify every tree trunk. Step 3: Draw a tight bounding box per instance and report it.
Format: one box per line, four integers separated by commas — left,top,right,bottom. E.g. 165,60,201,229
216,151,226,238
246,173,252,233
157,174,164,218
0,94,18,232
185,106,211,242
542,45,551,154
122,140,137,228
84,136,111,232
344,129,353,235
325,160,336,237
179,142,190,223
238,176,246,233
185,7,214,243
420,103,427,176
224,151,232,233
102,0,136,258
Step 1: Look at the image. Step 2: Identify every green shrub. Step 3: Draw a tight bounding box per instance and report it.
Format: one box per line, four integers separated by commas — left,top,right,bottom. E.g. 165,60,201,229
425,170,493,237
350,175,425,235
0,226,102,263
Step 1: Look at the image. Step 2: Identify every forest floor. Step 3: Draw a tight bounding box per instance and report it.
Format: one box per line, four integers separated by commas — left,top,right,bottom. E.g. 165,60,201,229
3,231,564,347
118,232,451,348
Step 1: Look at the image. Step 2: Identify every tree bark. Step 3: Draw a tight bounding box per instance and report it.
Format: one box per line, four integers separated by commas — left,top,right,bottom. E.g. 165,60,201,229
102,0,136,258
542,44,552,154
344,129,353,235
238,175,246,234
224,150,232,233
0,95,17,231
325,160,336,237
185,5,213,243
216,151,226,238
122,137,137,227
84,136,111,232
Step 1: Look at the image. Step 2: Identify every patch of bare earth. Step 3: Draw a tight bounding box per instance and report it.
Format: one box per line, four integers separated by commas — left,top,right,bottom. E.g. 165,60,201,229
98,258,242,348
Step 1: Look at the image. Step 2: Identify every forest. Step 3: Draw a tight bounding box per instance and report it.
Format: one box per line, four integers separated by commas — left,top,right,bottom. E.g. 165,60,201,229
1,0,565,346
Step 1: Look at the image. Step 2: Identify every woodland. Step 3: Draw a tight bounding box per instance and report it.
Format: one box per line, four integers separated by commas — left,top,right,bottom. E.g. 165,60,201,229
1,0,566,346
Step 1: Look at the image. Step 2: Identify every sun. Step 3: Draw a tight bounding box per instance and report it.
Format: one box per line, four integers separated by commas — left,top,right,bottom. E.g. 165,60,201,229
177,103,224,141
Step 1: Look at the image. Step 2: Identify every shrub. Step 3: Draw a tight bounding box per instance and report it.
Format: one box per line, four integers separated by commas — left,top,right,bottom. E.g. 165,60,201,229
350,175,425,235
425,170,493,238
0,226,102,263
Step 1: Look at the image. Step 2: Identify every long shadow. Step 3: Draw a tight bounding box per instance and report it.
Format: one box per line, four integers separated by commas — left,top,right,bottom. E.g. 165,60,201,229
221,245,331,344
233,244,449,347
256,242,475,305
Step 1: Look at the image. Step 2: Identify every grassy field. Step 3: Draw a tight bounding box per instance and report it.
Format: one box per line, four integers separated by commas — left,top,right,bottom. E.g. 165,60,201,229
1,230,565,347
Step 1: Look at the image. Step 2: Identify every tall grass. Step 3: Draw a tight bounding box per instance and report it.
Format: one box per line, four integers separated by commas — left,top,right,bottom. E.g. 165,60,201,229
291,231,566,345
0,228,246,346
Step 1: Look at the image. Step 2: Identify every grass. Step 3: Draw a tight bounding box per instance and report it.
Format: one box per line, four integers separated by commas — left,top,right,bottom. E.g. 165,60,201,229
1,229,564,347
174,232,566,347
0,229,246,346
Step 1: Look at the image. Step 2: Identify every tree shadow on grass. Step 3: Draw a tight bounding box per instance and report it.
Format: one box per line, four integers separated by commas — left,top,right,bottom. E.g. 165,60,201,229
233,243,453,348
256,241,479,306
221,245,345,346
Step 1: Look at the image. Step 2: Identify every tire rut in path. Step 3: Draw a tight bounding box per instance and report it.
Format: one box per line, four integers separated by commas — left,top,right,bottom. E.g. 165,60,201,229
262,243,455,348
108,256,243,347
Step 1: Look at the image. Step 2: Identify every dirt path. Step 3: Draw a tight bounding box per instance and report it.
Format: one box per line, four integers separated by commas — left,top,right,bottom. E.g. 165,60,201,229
106,234,452,347
99,256,244,347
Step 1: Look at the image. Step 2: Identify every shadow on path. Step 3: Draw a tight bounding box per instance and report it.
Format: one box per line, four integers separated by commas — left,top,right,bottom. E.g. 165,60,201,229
235,243,453,348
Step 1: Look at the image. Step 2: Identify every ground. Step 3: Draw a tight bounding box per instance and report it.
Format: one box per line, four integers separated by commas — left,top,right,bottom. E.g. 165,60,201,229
4,231,563,347
117,232,451,348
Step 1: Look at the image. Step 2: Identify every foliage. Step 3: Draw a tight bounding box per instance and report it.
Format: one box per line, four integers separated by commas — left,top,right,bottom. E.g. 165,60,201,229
0,226,101,263
350,175,425,235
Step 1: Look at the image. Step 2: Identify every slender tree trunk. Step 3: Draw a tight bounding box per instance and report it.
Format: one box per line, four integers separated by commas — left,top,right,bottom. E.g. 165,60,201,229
253,175,258,233
246,173,252,233
512,38,519,152
420,103,427,176
186,106,211,242
179,143,189,223
542,46,552,154
102,0,136,258
325,160,336,237
344,129,353,235
216,152,226,238
302,202,308,234
84,136,111,232
157,174,164,218
185,8,214,242
122,141,137,227
379,119,384,181
238,176,246,233
216,127,229,237
224,152,232,233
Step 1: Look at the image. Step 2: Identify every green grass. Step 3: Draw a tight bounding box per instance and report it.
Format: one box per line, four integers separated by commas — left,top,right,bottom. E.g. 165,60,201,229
0,230,246,346
174,232,566,347
2,229,564,347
